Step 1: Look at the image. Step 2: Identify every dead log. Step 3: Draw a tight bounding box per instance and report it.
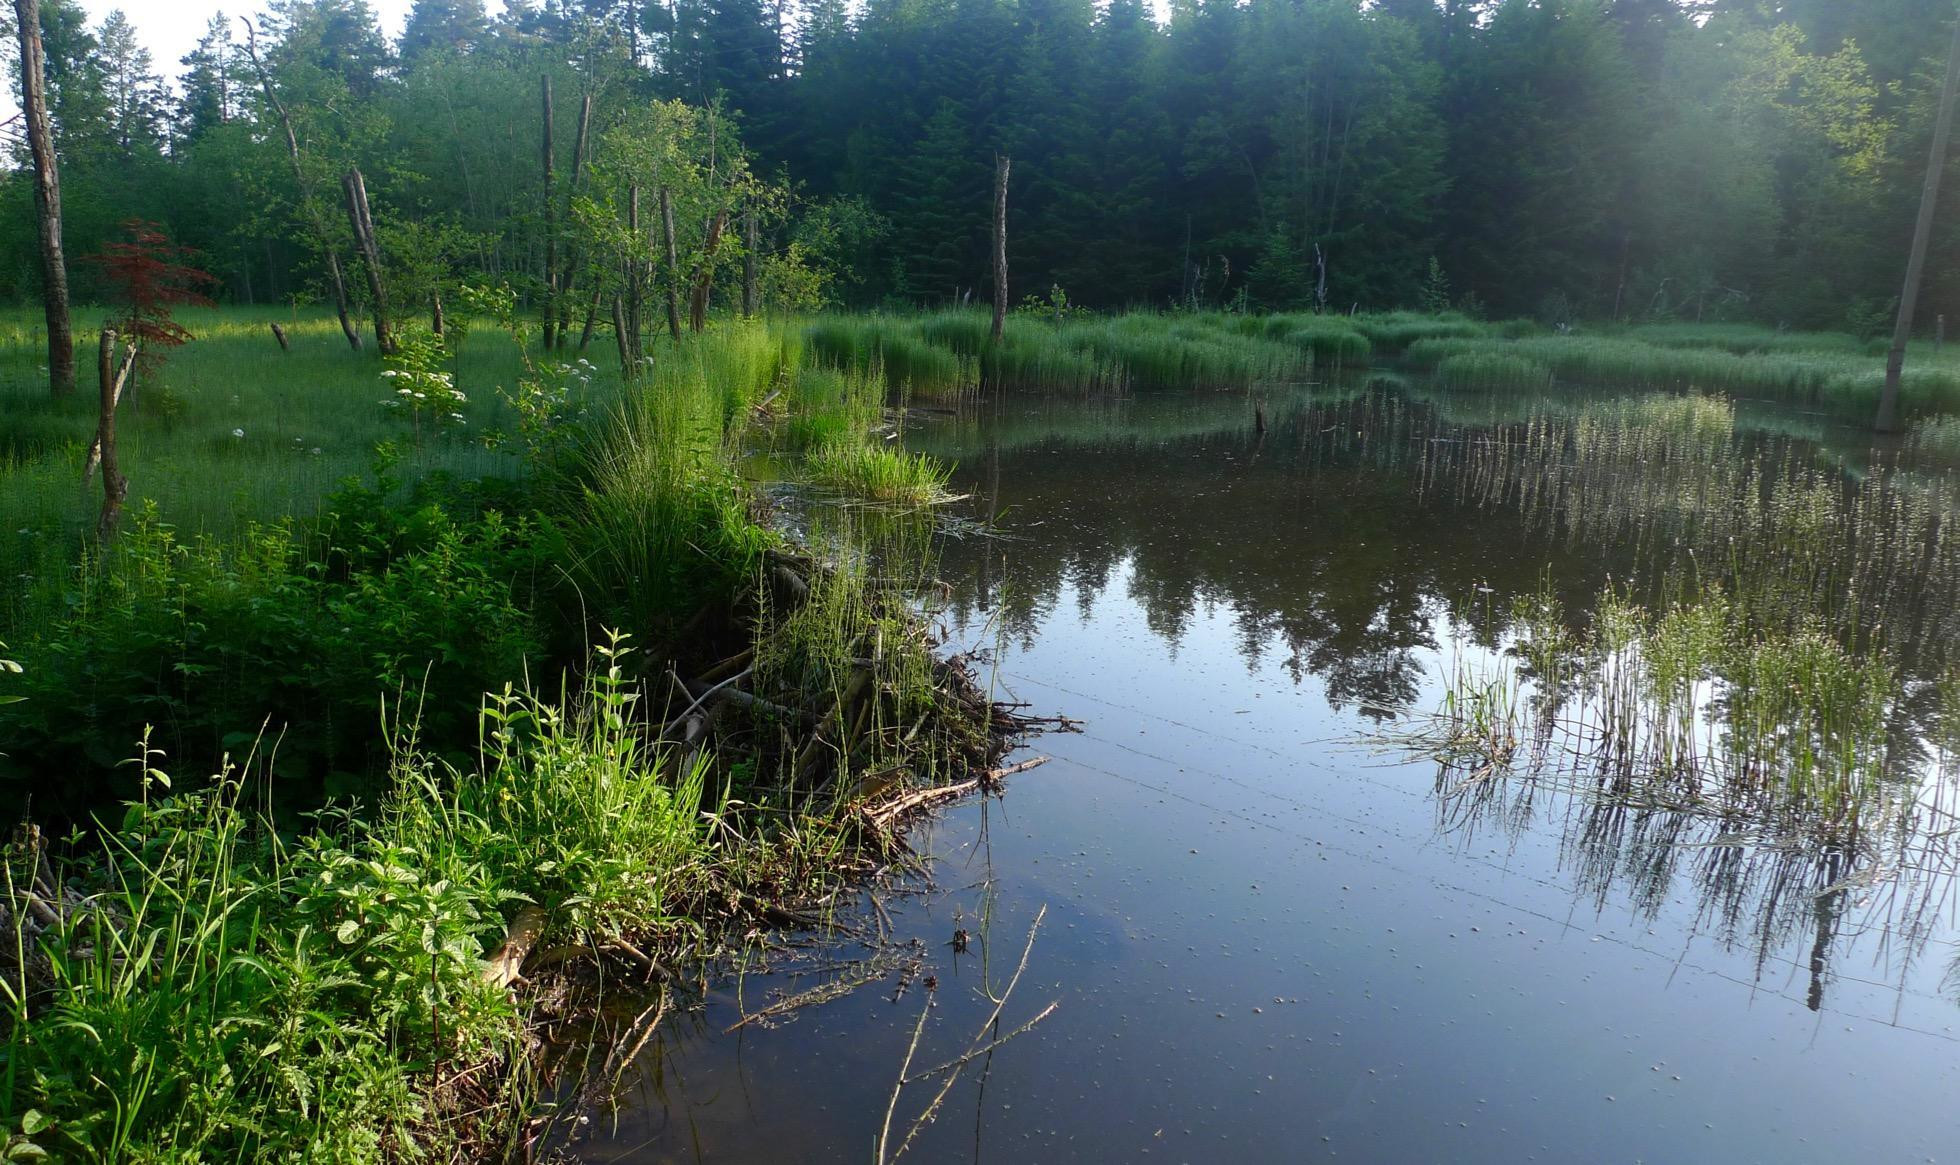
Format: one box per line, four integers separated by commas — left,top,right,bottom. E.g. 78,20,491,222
270,321,290,352
482,903,550,988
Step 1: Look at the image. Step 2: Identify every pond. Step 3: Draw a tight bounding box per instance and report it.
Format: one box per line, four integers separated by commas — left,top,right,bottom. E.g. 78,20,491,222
574,380,1960,1163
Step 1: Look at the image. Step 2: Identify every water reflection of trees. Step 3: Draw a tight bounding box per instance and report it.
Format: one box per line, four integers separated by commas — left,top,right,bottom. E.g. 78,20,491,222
936,396,1627,718
926,386,1960,1010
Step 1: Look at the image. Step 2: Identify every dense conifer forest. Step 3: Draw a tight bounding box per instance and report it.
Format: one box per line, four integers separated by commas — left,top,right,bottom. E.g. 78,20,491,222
5,0,1960,330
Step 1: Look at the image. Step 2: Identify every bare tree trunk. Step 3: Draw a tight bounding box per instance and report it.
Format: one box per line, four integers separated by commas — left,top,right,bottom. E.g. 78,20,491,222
541,75,559,351
15,0,73,397
689,210,729,333
92,330,135,539
342,168,395,355
579,288,600,350
660,186,683,342
1877,9,1960,433
270,322,290,352
611,295,638,379
992,154,1010,344
555,93,593,348
625,185,645,366
742,203,759,318
242,18,360,351
431,290,445,338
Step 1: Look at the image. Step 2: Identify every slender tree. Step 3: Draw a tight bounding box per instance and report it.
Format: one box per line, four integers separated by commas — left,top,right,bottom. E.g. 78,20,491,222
241,17,362,350
1876,5,1960,432
991,153,1010,342
14,0,76,397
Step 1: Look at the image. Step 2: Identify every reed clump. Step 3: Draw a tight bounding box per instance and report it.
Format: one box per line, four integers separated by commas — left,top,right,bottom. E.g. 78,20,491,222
1414,587,1896,843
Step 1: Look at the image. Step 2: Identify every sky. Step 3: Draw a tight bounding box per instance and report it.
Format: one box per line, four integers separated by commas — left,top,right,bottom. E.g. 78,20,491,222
76,1,431,75
0,1,509,121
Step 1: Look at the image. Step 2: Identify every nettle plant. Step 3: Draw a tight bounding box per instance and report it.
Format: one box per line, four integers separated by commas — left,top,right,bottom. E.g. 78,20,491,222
378,327,466,438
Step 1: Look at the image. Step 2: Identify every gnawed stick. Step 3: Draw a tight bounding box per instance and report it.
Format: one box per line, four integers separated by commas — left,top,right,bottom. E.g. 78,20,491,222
482,903,549,988
608,937,675,983
865,756,1048,830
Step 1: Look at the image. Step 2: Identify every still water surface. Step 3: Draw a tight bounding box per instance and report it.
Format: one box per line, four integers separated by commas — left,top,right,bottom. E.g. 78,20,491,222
581,383,1960,1163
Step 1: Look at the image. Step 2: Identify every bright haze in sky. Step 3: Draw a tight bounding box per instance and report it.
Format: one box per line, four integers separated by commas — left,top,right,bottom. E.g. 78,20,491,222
70,1,503,78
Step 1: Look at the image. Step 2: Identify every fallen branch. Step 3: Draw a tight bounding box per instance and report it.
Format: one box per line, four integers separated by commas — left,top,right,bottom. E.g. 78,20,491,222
864,756,1049,830
660,665,752,738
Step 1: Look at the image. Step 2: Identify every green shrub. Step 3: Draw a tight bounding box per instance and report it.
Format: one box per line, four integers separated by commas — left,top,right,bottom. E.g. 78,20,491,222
0,495,549,817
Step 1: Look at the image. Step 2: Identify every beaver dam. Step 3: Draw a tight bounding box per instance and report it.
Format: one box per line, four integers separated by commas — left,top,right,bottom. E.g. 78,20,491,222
571,374,1960,1163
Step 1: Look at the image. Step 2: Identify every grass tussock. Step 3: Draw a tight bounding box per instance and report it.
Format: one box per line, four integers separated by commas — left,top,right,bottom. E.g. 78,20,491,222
805,439,955,505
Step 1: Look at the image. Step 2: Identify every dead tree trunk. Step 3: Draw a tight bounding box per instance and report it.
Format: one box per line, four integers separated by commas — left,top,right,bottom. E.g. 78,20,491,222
555,93,593,349
270,322,290,352
742,203,760,318
579,289,600,350
611,295,637,380
93,329,135,539
1877,8,1960,433
242,18,360,351
431,291,446,338
15,0,75,397
660,186,683,342
625,184,645,368
991,154,1010,344
541,75,559,351
342,168,395,355
689,210,728,333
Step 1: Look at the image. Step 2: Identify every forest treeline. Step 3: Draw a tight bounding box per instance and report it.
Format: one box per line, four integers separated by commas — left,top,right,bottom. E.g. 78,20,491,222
4,0,1960,330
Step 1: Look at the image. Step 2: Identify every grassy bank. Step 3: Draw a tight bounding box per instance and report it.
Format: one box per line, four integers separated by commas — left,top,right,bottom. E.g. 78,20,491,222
0,307,1013,1160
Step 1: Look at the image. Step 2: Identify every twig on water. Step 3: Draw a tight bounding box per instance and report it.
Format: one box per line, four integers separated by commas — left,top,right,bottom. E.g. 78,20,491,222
875,905,1055,1164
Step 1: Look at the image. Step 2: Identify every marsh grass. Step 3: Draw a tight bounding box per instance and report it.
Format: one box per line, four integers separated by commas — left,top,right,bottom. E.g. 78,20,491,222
0,637,722,1161
1436,351,1553,391
807,310,1311,394
1408,332,1960,415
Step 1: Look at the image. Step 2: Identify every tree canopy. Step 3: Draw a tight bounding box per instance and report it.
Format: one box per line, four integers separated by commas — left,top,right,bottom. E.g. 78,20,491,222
2,0,1957,329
